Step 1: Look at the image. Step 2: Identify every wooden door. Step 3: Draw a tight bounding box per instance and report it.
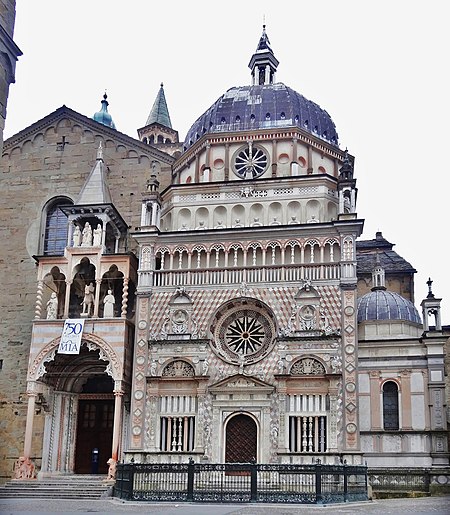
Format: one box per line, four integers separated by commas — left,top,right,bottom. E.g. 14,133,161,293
74,399,114,474
225,414,257,463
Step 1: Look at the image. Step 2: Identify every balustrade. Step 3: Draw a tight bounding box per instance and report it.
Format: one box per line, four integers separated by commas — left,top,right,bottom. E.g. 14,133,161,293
152,263,340,287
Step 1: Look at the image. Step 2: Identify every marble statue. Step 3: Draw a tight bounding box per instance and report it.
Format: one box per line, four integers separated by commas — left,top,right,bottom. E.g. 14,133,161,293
93,224,102,246
46,292,58,319
103,289,115,317
81,283,95,316
73,224,81,246
81,222,93,246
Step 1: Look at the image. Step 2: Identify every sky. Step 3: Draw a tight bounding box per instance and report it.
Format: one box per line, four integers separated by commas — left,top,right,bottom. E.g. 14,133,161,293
5,1,450,322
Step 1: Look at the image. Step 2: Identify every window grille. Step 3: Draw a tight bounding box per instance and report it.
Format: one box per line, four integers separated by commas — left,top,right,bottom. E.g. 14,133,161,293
289,415,327,453
160,416,195,452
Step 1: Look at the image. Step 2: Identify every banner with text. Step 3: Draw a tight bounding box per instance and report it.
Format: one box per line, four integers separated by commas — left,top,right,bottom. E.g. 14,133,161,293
58,319,85,354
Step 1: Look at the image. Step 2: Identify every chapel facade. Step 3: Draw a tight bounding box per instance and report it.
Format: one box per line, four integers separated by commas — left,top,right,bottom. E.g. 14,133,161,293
0,26,448,485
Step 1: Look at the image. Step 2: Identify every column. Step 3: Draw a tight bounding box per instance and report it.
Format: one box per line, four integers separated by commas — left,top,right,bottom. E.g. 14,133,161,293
271,138,277,176
35,280,44,319
194,154,200,182
63,280,72,318
121,278,129,318
67,222,74,247
205,142,211,168
224,143,230,181
93,279,101,317
307,145,313,174
15,383,38,479
369,371,382,430
100,221,106,247
400,370,412,430
291,137,299,176
107,385,124,479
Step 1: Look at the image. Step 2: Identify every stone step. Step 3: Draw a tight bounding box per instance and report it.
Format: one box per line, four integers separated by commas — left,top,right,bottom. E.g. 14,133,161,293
0,477,112,499
4,481,108,488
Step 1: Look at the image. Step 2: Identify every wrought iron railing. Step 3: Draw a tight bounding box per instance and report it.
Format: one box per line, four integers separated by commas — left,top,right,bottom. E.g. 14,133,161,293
114,461,368,504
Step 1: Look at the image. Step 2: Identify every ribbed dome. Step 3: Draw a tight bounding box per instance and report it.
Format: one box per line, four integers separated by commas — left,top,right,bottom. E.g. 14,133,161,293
183,83,338,150
357,290,421,324
93,93,116,129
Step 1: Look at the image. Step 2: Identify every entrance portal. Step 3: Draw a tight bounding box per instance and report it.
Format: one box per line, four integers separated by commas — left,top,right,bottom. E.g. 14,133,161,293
225,413,257,463
75,398,114,474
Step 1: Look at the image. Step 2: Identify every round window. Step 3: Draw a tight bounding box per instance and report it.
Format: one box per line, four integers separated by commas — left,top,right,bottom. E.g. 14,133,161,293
210,300,276,365
232,143,269,179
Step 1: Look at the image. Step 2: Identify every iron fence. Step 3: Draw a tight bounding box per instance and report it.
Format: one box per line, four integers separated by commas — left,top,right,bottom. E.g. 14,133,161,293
114,461,368,504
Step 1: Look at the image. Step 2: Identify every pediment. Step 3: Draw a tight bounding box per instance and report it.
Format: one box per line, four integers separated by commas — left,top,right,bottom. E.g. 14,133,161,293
209,373,274,393
3,105,174,164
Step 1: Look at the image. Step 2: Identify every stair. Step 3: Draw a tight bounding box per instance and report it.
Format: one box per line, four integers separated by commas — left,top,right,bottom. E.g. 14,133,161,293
0,475,112,499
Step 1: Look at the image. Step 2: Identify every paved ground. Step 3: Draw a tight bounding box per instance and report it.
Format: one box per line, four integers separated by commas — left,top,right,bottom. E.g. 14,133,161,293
0,496,449,515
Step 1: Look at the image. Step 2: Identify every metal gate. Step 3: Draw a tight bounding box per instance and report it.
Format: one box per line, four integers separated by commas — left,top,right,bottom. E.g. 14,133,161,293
114,461,368,504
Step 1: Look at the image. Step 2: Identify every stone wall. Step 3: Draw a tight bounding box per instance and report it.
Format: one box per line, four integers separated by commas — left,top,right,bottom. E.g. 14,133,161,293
0,111,173,481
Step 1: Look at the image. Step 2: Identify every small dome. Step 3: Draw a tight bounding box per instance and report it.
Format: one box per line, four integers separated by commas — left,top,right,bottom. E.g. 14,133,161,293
357,290,421,324
183,83,338,150
93,93,116,129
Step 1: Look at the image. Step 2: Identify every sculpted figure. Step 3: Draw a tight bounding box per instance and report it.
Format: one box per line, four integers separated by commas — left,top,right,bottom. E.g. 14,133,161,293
81,222,93,246
46,292,58,319
103,289,115,317
106,458,116,481
73,224,81,246
14,456,36,479
81,283,95,316
93,223,102,246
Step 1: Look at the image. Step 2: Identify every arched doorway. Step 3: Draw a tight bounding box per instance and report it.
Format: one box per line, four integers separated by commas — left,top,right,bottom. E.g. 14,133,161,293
225,413,257,463
37,345,116,475
74,376,114,474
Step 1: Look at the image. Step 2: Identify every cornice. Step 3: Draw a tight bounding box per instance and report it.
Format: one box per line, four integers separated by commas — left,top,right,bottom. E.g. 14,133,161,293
173,126,346,173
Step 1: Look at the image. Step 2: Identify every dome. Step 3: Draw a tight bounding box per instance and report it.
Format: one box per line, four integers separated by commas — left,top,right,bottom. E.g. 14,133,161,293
357,290,421,324
183,83,338,150
93,93,116,129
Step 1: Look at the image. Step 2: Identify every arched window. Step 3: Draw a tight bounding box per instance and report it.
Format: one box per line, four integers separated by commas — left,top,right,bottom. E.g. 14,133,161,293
383,381,399,430
42,198,72,255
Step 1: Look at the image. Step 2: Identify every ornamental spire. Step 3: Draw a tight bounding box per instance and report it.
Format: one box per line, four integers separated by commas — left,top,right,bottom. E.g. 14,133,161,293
145,83,172,129
248,24,279,85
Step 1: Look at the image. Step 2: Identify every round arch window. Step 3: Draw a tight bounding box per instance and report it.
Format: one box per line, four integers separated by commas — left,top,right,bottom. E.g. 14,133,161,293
232,143,269,179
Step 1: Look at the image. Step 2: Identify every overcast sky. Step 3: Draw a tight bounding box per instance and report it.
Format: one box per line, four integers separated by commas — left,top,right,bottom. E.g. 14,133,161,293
6,1,449,323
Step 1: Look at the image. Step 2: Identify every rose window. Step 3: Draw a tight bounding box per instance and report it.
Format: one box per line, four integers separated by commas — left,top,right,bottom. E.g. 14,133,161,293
210,300,276,365
233,141,268,179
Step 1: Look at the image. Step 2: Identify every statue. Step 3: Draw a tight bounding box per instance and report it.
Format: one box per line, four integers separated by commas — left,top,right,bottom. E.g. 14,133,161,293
103,289,115,318
72,224,81,246
46,292,58,319
14,456,36,479
81,283,95,316
202,358,209,376
106,458,116,481
81,222,93,246
93,223,102,246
